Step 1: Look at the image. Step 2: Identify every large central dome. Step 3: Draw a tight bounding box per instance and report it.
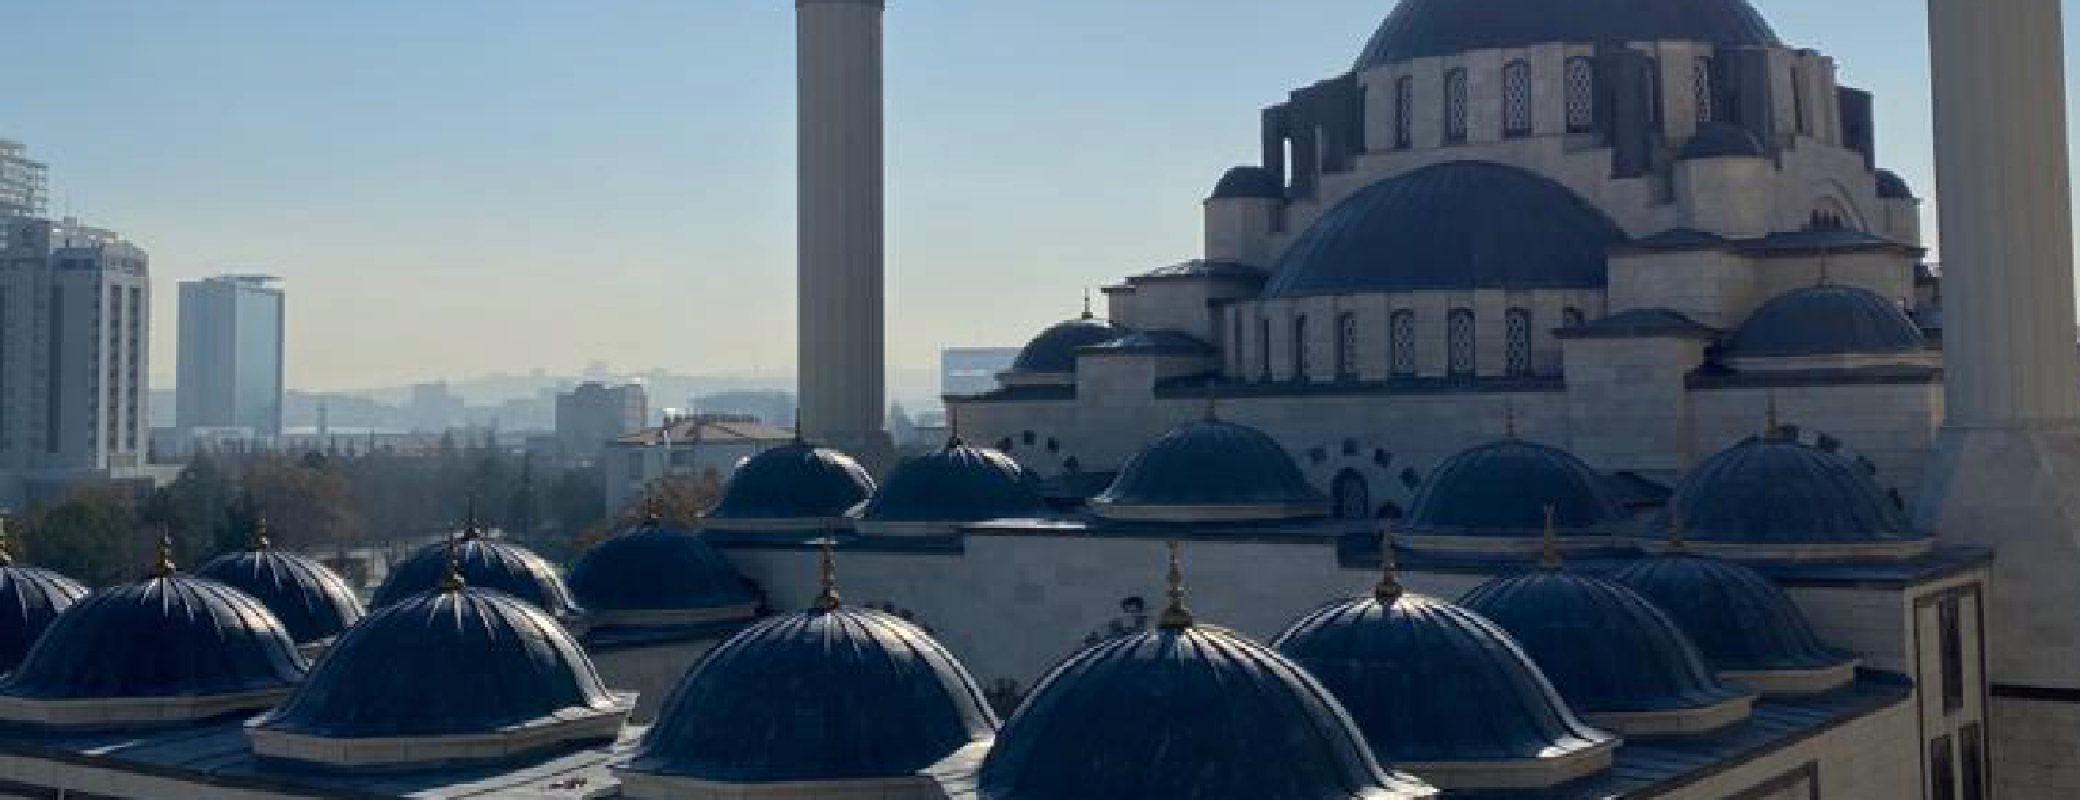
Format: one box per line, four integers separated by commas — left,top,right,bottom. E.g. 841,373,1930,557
1357,0,1779,69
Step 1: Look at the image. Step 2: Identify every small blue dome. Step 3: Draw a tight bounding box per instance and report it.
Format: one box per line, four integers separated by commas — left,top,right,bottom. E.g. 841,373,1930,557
1680,122,1767,159
371,535,580,616
1,574,304,702
1726,285,1926,358
1876,169,1916,200
627,607,996,783
856,440,1047,524
980,625,1432,799
196,546,365,645
1404,439,1627,538
1460,571,1746,716
1012,315,1127,374
1275,592,1616,768
254,587,623,742
0,562,87,674
707,440,875,521
1671,435,1921,546
1266,162,1627,297
1092,419,1329,521
567,519,758,614
1357,0,1777,68
1613,554,1856,674
1212,166,1284,200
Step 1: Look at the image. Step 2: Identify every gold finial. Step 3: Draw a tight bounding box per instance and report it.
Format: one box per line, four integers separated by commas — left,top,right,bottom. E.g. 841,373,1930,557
642,493,666,526
1374,524,1404,603
813,537,842,611
462,496,485,540
0,517,14,568
251,516,272,551
947,404,963,447
1158,540,1195,630
1538,504,1564,571
1081,288,1094,320
1668,508,1691,554
1763,392,1784,440
150,532,177,579
439,535,466,593
1504,399,1519,439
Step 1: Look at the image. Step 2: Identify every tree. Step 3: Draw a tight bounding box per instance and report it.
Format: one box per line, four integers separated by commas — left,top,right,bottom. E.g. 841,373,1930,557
17,486,152,585
241,455,355,552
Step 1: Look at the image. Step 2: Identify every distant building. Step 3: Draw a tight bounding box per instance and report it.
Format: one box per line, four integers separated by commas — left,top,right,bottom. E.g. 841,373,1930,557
0,217,156,503
940,346,1017,398
176,275,285,440
0,140,47,219
555,382,646,464
405,382,465,431
601,414,792,511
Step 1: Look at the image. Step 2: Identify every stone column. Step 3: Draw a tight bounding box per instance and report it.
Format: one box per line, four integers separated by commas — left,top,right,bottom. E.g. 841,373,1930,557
796,0,892,468
1920,0,2080,794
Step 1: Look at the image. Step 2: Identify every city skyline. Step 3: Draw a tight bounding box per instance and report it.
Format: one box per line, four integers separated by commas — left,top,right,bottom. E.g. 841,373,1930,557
0,0,2051,391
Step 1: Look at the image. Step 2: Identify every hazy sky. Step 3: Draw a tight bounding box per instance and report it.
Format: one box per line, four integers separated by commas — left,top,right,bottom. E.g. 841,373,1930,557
3,1,2070,392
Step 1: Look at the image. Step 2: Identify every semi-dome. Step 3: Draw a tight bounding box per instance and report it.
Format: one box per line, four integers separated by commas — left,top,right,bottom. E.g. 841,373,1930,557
1726,285,1926,358
0,553,87,674
1091,418,1330,522
706,439,875,522
0,560,305,728
1357,0,1778,69
567,516,759,625
855,439,1047,527
1275,581,1617,789
196,536,365,645
621,604,996,796
980,622,1434,799
1011,314,1128,374
1403,438,1628,540
1460,569,1753,735
1668,432,1928,556
1876,169,1916,200
1212,165,1284,200
1613,551,1859,694
1265,162,1627,297
1680,122,1768,160
251,584,630,769
370,530,580,617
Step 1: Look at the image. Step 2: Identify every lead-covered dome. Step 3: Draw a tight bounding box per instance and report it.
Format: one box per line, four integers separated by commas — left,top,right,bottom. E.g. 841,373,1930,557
0,555,87,674
980,624,1435,800
568,516,758,624
196,541,365,645
1726,285,1926,358
370,532,580,617
1275,588,1617,788
1668,433,1929,557
1010,314,1128,374
1357,0,1778,69
855,439,1047,527
1613,552,1858,694
1266,162,1627,297
706,439,875,522
1460,570,1752,735
621,606,996,794
1404,438,1628,541
1091,418,1330,522
251,585,629,769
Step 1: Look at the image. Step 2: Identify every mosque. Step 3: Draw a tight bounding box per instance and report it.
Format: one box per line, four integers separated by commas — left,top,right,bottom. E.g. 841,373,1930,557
0,0,2076,798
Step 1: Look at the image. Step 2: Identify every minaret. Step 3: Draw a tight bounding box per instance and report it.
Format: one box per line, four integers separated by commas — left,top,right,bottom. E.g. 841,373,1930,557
1919,0,2080,792
795,0,892,468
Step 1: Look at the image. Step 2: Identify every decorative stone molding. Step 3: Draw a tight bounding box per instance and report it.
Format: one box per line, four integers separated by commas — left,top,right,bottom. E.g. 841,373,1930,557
0,688,291,730
1586,692,1755,736
248,693,634,770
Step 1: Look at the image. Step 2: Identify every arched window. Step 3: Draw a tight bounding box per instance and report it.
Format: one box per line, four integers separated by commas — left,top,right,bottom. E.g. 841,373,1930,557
1448,309,1476,378
1444,68,1470,143
1565,57,1596,132
1293,315,1312,381
1503,60,1533,136
1562,307,1586,328
1390,310,1417,377
1259,318,1273,382
1394,76,1415,149
1693,57,1715,124
1505,308,1534,376
1332,470,1372,521
1336,312,1360,381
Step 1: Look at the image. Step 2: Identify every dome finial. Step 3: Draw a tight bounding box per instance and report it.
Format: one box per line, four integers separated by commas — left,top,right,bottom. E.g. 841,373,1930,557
462,495,485,540
439,535,466,593
1374,524,1403,603
791,407,805,444
1539,504,1564,571
1203,378,1220,422
946,403,964,448
250,515,272,552
1763,392,1786,440
1081,288,1094,320
641,492,666,526
150,530,178,579
1158,540,1195,630
813,536,843,611
0,516,15,568
1668,509,1691,554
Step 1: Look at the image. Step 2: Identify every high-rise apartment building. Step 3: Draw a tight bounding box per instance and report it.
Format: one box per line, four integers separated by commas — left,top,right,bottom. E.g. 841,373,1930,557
555,382,647,464
176,275,285,438
0,140,48,219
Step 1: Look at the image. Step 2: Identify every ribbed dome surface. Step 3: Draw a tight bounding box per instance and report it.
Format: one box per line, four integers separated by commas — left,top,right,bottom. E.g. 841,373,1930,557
0,565,87,674
1876,169,1915,200
1357,0,1778,68
1726,286,1926,358
1213,166,1284,200
1405,439,1627,537
567,520,757,613
0,575,304,700
1459,572,1746,715
254,588,620,739
1092,419,1328,517
707,440,875,521
1266,162,1627,297
1613,554,1855,673
197,548,365,645
980,626,1433,800
1012,316,1128,373
1276,594,1615,765
628,607,996,783
371,536,580,616
1672,436,1921,545
856,440,1047,524
1680,122,1768,160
